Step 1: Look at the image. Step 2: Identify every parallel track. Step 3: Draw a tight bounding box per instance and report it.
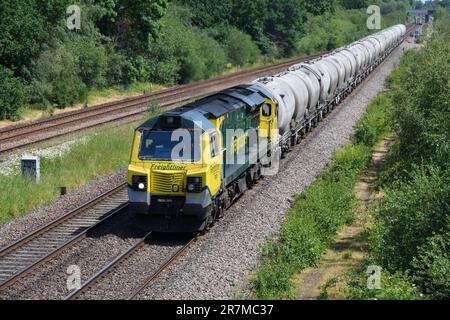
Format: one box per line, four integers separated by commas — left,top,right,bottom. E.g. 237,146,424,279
0,184,128,291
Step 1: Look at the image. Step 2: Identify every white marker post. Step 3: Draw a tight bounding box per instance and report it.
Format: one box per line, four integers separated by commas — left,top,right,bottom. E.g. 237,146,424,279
21,156,40,183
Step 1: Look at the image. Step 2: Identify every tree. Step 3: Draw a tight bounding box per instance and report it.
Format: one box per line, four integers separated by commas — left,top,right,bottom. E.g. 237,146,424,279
0,66,28,120
265,0,307,55
35,0,73,26
95,0,168,53
0,0,47,74
31,45,87,108
225,28,261,66
177,0,233,28
340,0,368,10
305,0,336,16
230,0,268,42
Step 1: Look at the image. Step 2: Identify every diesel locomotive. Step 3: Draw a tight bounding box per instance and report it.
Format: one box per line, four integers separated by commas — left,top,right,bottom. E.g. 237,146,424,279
127,24,407,232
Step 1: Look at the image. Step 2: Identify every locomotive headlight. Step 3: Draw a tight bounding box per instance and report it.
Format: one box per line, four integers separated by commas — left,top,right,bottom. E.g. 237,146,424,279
132,175,147,192
186,177,202,193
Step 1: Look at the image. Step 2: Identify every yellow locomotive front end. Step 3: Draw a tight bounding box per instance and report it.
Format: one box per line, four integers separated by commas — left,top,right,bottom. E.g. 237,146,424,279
127,111,222,232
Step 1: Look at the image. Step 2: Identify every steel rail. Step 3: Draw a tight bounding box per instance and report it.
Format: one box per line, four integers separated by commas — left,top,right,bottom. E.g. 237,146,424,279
128,236,198,300
64,231,154,300
0,183,128,291
64,233,197,300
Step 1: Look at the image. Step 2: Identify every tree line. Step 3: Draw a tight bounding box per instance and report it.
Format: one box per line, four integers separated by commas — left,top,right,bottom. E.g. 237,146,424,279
0,0,415,121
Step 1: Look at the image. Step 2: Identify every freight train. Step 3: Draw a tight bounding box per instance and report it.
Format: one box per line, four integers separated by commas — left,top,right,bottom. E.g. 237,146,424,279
127,24,407,232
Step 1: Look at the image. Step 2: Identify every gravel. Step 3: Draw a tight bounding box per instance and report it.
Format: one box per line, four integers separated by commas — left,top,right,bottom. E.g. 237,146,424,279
0,208,148,300
137,42,417,300
75,235,190,300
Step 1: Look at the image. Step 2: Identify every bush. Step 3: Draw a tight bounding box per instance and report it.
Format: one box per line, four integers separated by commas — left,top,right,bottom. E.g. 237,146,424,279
295,10,365,55
369,166,449,272
0,66,28,121
105,50,134,87
146,6,228,84
68,38,108,88
30,44,87,108
351,18,450,300
252,83,397,299
353,94,391,147
412,233,450,299
225,28,261,66
346,269,422,300
382,33,450,182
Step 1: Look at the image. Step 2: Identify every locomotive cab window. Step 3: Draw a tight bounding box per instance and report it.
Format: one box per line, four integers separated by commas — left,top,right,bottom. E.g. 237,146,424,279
139,130,201,162
262,104,271,117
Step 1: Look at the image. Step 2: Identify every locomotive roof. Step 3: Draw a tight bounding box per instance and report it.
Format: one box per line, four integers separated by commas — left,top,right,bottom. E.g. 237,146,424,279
137,83,273,132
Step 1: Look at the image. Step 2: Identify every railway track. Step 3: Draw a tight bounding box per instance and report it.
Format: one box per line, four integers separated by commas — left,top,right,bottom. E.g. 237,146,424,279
0,54,325,156
0,183,128,292
64,233,197,300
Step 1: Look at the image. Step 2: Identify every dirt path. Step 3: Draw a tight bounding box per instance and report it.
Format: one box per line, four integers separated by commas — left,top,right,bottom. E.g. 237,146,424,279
295,136,396,300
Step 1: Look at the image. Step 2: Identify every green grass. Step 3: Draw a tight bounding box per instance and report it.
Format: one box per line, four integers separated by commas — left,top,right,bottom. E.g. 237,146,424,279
252,144,369,299
0,123,136,224
251,93,392,300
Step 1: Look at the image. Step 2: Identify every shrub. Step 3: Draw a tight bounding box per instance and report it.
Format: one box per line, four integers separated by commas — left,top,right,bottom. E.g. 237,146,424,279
346,269,422,300
146,6,227,84
252,143,370,299
295,10,365,55
382,33,450,183
252,82,396,299
353,94,391,147
30,44,87,108
412,233,450,299
0,66,28,121
225,28,261,66
369,166,450,272
105,50,134,87
68,38,108,88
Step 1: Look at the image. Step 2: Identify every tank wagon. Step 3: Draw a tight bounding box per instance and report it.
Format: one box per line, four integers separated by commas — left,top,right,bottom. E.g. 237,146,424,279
127,24,406,232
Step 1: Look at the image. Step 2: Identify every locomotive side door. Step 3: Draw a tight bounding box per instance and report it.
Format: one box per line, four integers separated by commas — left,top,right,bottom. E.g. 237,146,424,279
259,99,278,145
